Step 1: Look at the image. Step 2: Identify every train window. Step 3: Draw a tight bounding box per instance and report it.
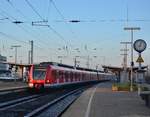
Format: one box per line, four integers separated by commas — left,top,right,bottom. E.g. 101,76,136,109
74,72,76,79
68,72,70,79
70,72,73,79
33,69,46,80
59,71,63,79
82,73,85,80
75,73,78,80
65,71,68,79
73,72,75,79
78,73,81,80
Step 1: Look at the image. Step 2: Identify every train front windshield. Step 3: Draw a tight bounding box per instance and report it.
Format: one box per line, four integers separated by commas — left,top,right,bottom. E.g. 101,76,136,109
33,69,46,80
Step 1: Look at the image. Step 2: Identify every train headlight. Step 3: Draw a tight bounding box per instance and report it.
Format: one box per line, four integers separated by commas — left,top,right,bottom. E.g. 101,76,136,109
28,83,33,88
46,80,50,83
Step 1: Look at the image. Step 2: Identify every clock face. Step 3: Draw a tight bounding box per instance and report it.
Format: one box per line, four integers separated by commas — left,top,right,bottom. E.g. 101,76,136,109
134,39,147,53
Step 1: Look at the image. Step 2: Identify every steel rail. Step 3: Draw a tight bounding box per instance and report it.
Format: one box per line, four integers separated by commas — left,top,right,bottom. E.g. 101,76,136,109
24,87,86,117
0,94,41,111
0,87,28,95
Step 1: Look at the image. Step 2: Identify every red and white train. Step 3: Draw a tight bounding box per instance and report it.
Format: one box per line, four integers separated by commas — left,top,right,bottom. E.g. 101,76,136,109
28,62,112,89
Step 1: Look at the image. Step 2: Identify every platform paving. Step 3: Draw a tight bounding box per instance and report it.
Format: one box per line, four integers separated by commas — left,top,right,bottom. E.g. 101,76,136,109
61,82,150,117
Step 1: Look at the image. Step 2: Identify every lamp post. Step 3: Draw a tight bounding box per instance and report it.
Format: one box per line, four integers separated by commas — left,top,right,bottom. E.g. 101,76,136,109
124,27,140,91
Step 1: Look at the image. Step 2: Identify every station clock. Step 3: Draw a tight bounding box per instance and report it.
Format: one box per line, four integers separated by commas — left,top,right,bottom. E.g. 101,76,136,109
134,39,147,53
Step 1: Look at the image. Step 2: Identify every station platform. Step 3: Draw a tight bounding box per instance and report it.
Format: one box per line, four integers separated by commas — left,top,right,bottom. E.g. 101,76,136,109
0,80,28,91
62,82,150,117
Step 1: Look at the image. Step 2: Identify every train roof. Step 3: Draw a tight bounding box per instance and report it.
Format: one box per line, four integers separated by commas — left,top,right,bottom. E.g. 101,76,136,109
36,62,104,73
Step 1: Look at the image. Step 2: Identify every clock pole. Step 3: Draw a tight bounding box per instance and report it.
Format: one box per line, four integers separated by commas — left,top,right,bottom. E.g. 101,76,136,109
134,39,147,95
138,53,142,70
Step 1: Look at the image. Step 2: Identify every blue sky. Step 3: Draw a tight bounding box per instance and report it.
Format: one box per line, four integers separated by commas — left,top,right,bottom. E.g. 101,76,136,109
0,0,150,69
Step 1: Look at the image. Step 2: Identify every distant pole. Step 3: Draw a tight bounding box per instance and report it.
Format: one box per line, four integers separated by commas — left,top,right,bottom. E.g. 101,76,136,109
99,56,105,66
11,45,21,82
11,45,21,64
120,42,130,83
74,57,77,68
120,42,131,70
58,56,63,64
124,27,140,91
138,53,142,70
30,40,33,64
28,50,31,64
87,55,90,69
74,56,80,68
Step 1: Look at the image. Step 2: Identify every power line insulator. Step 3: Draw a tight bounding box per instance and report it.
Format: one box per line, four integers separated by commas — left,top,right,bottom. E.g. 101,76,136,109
12,21,24,24
69,20,80,23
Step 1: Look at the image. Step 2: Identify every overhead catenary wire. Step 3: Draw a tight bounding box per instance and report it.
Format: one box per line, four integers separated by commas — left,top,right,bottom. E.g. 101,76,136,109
4,1,58,50
46,0,52,21
0,17,8,20
3,0,65,58
25,0,45,21
50,0,79,51
25,0,67,46
5,0,68,60
0,11,27,45
5,0,52,48
55,19,150,23
25,0,71,47
6,0,28,21
0,6,44,49
0,31,28,45
50,0,76,36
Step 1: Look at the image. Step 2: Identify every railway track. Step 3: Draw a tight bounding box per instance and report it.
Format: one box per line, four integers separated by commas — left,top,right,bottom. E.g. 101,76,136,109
0,87,35,103
0,87,27,95
0,94,41,110
25,87,85,117
0,84,93,117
